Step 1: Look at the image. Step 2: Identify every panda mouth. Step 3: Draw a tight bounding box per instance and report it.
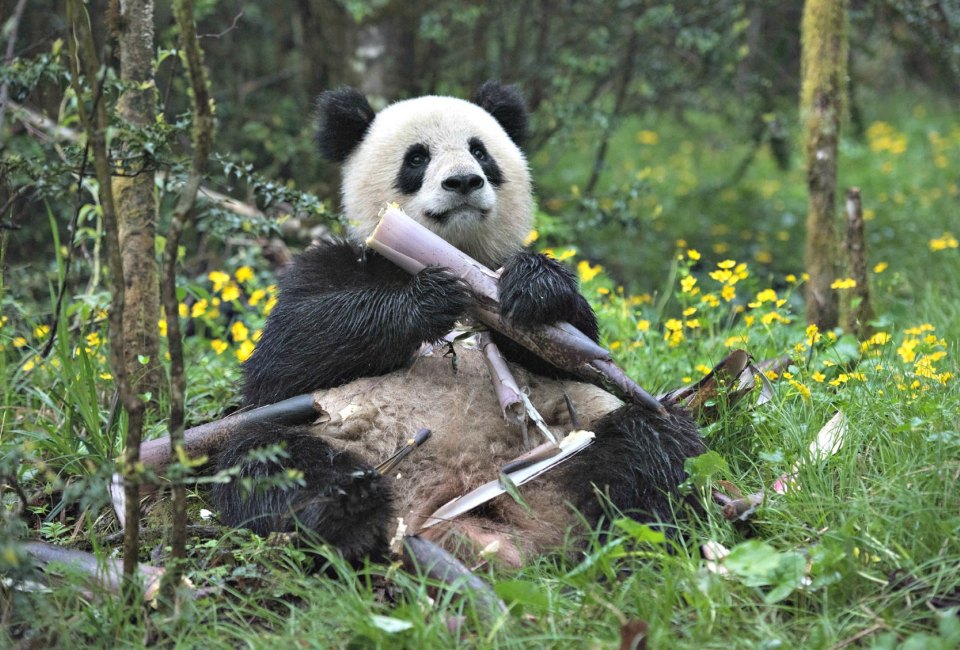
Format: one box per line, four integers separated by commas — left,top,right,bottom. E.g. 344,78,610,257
425,206,489,223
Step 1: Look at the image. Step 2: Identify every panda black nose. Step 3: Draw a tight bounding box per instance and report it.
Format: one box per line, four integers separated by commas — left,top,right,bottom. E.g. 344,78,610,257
441,174,485,195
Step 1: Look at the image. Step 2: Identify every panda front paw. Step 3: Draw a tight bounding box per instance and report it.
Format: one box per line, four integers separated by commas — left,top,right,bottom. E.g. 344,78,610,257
499,252,581,328
409,266,474,335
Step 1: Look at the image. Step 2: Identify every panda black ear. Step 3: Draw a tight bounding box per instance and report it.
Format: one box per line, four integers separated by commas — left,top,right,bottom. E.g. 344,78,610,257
473,80,529,148
316,87,376,163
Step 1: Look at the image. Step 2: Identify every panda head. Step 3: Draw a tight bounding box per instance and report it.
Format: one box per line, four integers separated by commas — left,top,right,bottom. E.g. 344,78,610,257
316,81,532,268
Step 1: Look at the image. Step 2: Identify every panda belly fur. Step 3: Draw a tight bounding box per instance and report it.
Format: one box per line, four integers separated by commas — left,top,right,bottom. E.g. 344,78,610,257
214,344,705,567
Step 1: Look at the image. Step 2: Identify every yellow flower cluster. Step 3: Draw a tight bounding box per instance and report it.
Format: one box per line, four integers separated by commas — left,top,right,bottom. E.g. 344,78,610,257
929,232,958,252
895,324,952,386
867,121,908,155
708,259,748,302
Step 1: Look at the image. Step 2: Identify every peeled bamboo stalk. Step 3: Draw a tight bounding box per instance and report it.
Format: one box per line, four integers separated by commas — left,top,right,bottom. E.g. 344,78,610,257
367,206,664,414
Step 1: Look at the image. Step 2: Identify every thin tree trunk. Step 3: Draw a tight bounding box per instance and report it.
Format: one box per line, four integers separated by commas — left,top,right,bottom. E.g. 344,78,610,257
801,0,847,329
66,0,146,600
160,0,216,602
844,187,873,337
112,0,163,400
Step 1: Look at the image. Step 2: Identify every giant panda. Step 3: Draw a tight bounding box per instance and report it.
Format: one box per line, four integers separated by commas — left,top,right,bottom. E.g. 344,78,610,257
212,82,706,567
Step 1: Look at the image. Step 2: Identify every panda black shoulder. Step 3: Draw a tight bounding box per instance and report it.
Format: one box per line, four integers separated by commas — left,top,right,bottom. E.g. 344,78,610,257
280,239,410,296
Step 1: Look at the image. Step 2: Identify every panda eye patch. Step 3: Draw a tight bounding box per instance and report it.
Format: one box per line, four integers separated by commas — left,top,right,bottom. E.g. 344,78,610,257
469,142,487,161
396,143,431,195
468,137,503,187
403,144,430,167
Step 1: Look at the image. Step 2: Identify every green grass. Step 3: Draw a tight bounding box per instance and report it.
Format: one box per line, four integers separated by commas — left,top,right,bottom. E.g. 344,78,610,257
1,91,959,647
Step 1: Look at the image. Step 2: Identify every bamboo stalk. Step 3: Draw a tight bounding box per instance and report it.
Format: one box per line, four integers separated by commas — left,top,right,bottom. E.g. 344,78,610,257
367,206,664,414
138,394,321,471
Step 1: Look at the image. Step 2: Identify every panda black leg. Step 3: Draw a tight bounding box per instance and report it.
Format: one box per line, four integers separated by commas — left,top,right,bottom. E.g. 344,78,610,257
559,403,706,524
212,424,394,565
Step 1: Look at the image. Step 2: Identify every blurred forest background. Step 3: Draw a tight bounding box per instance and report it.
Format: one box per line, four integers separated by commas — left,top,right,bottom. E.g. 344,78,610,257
3,0,958,292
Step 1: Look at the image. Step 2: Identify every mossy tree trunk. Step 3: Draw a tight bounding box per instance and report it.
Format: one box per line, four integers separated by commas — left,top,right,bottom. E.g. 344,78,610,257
800,0,848,330
111,0,163,400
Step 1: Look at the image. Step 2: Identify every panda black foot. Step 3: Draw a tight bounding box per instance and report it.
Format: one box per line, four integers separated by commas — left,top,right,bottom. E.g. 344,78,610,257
212,424,394,564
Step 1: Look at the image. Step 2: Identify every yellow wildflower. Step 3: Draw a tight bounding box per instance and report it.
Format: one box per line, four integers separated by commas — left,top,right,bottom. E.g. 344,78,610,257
717,259,736,270
929,233,958,251
179,303,189,318
208,270,230,292
523,230,539,246
264,295,278,316
873,262,888,273
231,321,249,342
721,285,736,302
904,323,935,336
211,339,228,355
34,325,50,339
577,260,602,282
685,319,701,329
724,334,749,348
13,336,28,348
99,372,113,380
696,364,712,375
235,266,255,284
702,293,720,308
222,283,241,302
681,276,698,294
897,338,919,364
811,371,826,383
789,379,811,400
831,278,857,290
710,269,732,284
249,289,267,306
236,340,256,362
636,130,659,145
682,306,697,316
191,299,208,318
755,289,778,304
786,274,797,283
158,319,168,338
687,249,701,261
761,312,790,325
636,319,651,332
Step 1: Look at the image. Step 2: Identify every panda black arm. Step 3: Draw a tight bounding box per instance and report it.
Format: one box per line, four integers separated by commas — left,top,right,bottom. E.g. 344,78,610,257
498,250,598,340
242,240,472,406
493,250,599,376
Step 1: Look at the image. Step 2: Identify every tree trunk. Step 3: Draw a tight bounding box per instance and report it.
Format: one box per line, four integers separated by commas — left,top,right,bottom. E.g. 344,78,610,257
112,0,163,399
801,0,847,329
